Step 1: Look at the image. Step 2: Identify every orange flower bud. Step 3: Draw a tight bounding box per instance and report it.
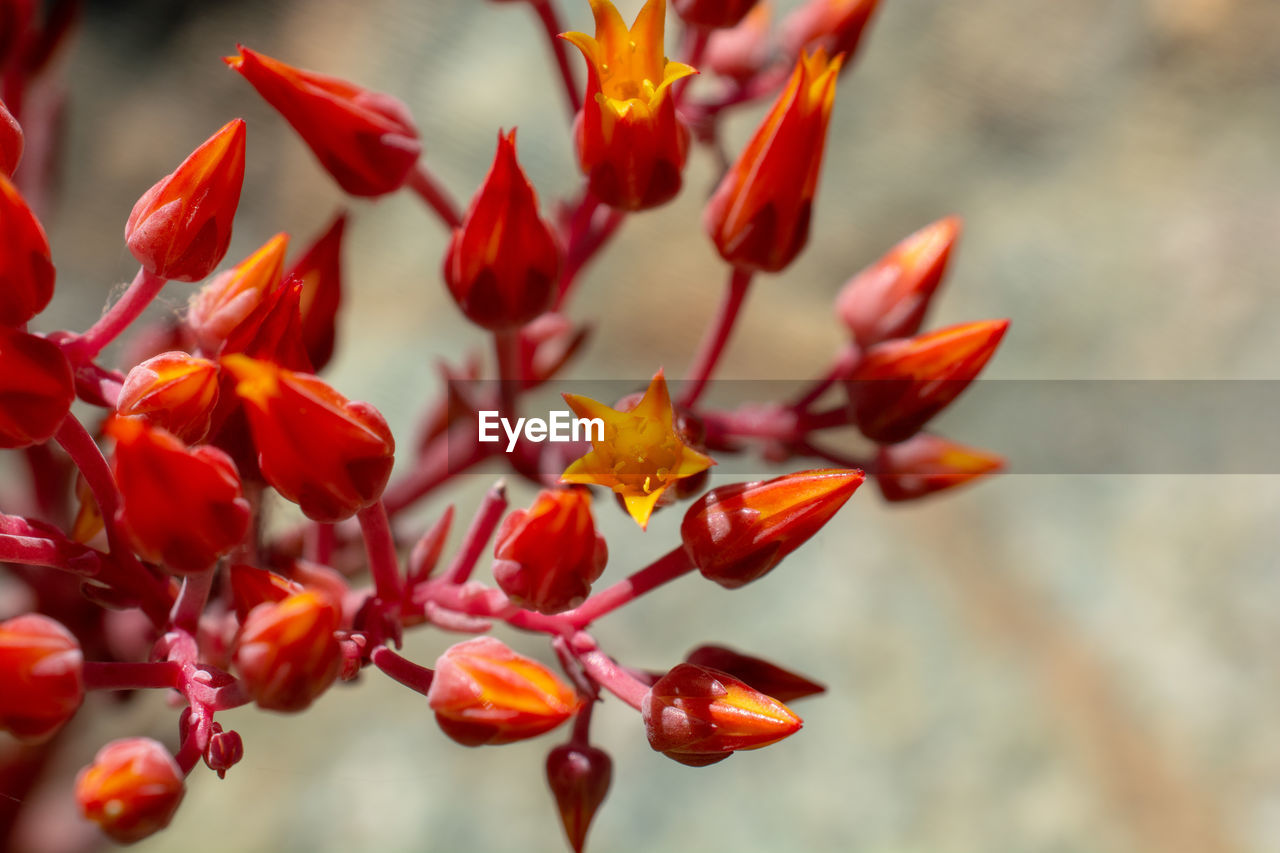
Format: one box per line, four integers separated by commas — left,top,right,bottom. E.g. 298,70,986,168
106,415,251,574
226,46,421,197
233,590,343,712
642,662,801,766
286,212,347,370
75,737,185,844
681,468,863,588
846,319,1009,444
836,216,961,348
704,3,772,81
116,351,220,443
0,98,22,176
562,0,697,210
427,637,579,746
673,0,759,29
493,488,608,614
0,614,83,742
562,370,715,529
0,171,54,326
703,50,841,272
0,325,75,449
546,743,612,853
684,645,824,702
781,0,879,64
187,233,288,353
125,119,246,282
444,131,559,330
875,433,1005,502
221,355,395,522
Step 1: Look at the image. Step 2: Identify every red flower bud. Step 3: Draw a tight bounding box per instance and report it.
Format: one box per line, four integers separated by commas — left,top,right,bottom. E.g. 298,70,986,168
0,171,54,325
684,645,824,702
444,130,559,330
220,277,313,373
106,415,251,574
427,637,579,746
204,725,244,778
836,216,961,348
642,662,801,766
493,488,608,614
681,468,863,588
285,212,347,370
874,433,1005,502
0,614,83,742
233,590,343,712
704,50,841,272
546,743,612,853
673,0,759,29
187,232,288,353
124,118,246,282
0,325,75,449
75,737,185,844
704,3,772,81
782,0,879,65
845,319,1009,444
116,351,220,443
221,355,395,522
226,46,421,197
562,0,697,210
0,98,22,176
228,563,303,623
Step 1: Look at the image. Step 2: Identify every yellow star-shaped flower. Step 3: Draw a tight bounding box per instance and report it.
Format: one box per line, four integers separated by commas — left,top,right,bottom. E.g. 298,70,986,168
561,370,714,529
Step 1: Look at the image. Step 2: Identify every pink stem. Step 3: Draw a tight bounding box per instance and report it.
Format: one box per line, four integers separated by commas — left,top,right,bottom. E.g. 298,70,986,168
382,424,493,517
82,660,181,691
371,646,435,695
529,0,581,117
406,161,463,230
564,547,694,629
170,569,214,634
357,501,403,602
0,533,100,575
679,267,753,410
440,481,508,585
574,645,647,710
65,267,167,363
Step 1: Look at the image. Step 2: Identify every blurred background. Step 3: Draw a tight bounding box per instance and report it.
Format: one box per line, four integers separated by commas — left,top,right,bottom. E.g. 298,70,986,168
11,0,1280,850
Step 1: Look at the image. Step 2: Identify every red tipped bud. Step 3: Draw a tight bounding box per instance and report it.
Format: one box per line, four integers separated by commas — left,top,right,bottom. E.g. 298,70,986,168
233,590,343,712
427,637,578,746
493,488,608,614
203,725,244,778
684,645,824,702
704,50,841,272
704,3,773,81
681,468,863,588
226,46,421,197
642,662,802,766
106,416,251,574
220,277,313,372
443,130,558,330
0,171,53,325
781,0,880,64
673,0,759,30
228,563,303,623
286,212,347,370
187,233,288,353
124,119,246,282
75,737,185,844
546,743,612,853
875,433,1005,502
116,351,220,443
221,355,395,522
845,319,1009,444
0,614,83,741
0,98,22,176
836,216,961,347
0,326,74,448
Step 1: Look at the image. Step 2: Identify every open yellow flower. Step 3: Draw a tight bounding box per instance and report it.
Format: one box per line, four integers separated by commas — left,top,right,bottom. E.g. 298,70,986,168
561,370,714,528
561,0,696,210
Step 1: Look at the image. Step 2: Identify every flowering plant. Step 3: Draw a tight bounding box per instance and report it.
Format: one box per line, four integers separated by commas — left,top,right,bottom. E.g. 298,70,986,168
0,0,1009,850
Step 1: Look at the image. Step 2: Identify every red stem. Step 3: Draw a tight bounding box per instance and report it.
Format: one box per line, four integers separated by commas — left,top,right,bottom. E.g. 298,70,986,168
64,267,167,363
358,501,403,602
564,547,694,629
440,481,508,585
791,343,861,411
529,0,581,118
170,569,214,634
679,267,753,409
371,646,435,695
382,424,493,517
494,328,521,421
406,161,463,230
573,645,648,710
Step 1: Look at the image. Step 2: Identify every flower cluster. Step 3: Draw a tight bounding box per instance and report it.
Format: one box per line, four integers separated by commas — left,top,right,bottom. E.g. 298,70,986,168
0,1,1008,850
